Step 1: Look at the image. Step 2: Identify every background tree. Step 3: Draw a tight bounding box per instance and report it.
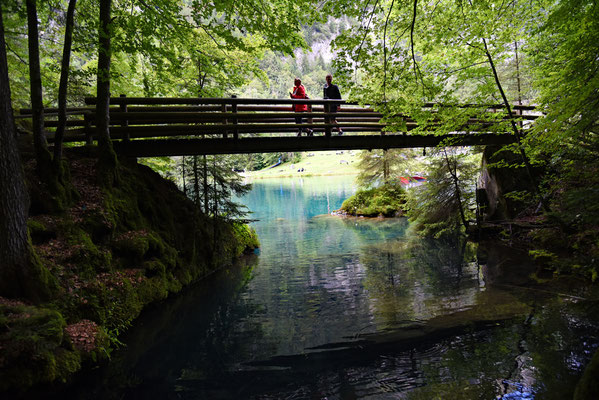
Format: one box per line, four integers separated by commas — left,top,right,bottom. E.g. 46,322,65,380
54,0,77,164
405,149,479,238
180,154,252,221
0,5,56,301
522,0,599,276
95,0,117,180
323,0,549,231
25,0,52,177
356,149,416,187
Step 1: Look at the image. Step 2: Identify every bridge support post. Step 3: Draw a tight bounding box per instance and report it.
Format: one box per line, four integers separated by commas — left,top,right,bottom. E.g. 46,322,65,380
231,95,238,140
324,102,331,138
84,111,93,145
120,94,129,141
221,102,228,139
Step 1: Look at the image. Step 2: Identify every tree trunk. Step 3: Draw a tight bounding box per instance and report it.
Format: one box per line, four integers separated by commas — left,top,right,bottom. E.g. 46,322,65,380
96,0,117,182
0,8,55,302
181,156,187,196
514,41,522,107
203,155,209,215
383,149,390,183
26,0,52,177
482,38,546,211
444,149,468,230
212,157,218,219
54,0,77,163
193,155,200,206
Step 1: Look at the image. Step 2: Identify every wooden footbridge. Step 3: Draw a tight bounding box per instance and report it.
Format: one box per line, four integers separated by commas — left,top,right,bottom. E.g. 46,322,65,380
20,97,538,157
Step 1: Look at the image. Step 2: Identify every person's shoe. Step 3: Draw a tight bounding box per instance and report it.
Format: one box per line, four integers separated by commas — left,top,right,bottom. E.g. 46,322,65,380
307,129,314,136
338,129,343,136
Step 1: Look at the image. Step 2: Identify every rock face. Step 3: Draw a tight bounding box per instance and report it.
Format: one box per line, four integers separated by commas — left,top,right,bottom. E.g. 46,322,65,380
477,145,532,221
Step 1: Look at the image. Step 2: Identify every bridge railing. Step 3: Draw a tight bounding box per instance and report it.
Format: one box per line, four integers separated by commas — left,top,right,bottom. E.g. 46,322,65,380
18,96,540,145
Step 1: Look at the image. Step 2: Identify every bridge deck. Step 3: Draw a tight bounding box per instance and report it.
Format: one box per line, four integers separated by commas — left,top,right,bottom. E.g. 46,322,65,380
19,96,538,156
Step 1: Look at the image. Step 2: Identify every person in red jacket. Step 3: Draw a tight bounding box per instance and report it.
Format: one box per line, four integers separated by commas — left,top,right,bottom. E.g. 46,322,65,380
290,78,313,136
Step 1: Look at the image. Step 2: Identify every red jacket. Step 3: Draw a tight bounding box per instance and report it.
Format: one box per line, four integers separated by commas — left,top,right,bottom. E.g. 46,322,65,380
291,84,308,112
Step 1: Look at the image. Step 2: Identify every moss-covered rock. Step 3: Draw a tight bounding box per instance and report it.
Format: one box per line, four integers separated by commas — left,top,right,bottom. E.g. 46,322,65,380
27,218,57,244
0,302,78,391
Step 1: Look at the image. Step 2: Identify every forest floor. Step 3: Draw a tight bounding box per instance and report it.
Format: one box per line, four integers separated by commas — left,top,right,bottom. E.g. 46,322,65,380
244,150,361,179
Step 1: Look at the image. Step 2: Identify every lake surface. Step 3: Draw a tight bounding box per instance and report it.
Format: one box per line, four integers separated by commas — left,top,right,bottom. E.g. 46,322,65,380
57,176,599,400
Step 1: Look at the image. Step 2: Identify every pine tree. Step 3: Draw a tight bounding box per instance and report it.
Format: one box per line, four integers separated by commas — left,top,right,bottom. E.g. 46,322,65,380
181,155,252,221
356,149,414,187
405,148,478,238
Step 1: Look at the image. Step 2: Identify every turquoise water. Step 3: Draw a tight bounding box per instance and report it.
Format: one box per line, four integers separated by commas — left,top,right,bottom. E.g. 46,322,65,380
53,176,599,400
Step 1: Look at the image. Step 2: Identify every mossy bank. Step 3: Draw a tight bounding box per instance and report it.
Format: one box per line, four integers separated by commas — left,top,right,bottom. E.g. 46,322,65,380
0,149,259,394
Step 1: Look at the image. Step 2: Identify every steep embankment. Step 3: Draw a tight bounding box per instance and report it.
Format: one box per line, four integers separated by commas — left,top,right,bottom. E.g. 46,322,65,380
0,150,259,393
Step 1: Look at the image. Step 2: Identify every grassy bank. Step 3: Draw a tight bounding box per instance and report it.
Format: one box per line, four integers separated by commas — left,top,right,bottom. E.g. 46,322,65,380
244,150,362,179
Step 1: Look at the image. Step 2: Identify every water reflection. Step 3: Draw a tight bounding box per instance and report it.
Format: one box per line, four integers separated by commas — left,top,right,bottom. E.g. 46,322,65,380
52,176,599,400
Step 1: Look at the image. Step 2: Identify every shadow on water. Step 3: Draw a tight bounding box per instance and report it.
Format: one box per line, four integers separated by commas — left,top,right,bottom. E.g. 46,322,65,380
41,177,599,399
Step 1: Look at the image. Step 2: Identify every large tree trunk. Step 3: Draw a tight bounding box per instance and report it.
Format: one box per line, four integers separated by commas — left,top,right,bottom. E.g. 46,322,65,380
26,0,52,177
0,8,55,302
96,0,117,184
54,0,77,163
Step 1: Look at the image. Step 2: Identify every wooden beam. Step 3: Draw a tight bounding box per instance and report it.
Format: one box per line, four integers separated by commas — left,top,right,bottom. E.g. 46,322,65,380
112,134,517,157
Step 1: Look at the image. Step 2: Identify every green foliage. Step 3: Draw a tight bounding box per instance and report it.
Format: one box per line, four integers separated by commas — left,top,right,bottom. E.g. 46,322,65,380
528,249,558,265
519,1,599,281
4,0,321,107
138,157,176,180
240,18,351,99
230,222,260,256
526,0,599,163
339,183,406,217
329,0,538,116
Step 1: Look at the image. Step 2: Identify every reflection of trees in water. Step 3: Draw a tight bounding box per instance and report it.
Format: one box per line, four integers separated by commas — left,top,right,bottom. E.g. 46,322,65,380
406,325,526,399
61,256,266,398
242,217,410,355
360,236,480,329
406,296,599,400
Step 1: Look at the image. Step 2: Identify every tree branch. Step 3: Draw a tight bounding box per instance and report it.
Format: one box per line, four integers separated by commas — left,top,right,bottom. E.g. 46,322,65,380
409,0,426,95
383,0,396,102
5,42,27,65
482,37,547,211
356,0,380,71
